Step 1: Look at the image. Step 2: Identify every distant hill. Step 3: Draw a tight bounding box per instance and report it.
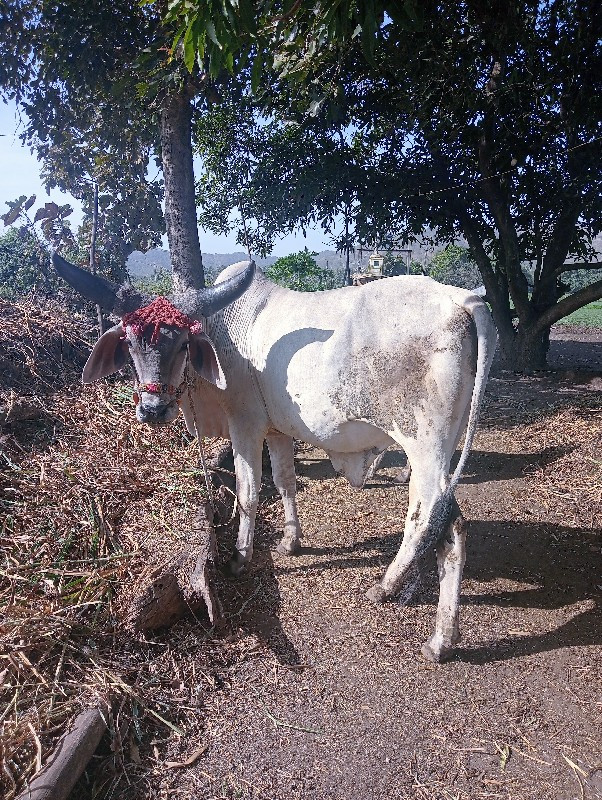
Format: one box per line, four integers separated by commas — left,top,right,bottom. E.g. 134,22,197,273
127,249,279,279
126,245,432,281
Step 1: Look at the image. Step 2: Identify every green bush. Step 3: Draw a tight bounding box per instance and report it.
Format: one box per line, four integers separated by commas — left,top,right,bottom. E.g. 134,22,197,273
265,250,336,291
0,227,58,299
130,267,173,296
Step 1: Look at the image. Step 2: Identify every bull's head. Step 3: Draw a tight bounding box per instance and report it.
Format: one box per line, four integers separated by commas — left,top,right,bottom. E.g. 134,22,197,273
52,253,255,425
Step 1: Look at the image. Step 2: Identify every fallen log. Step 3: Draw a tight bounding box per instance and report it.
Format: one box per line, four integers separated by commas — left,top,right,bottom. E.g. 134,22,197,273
15,705,108,800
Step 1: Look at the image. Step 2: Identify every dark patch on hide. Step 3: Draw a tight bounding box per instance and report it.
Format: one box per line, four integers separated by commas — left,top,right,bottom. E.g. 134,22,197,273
327,338,436,439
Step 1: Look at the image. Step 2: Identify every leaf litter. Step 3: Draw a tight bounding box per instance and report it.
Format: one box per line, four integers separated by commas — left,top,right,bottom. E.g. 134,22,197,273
1,300,600,800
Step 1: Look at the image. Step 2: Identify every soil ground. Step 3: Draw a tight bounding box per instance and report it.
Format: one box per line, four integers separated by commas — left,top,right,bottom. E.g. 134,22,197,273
2,320,600,800
140,328,601,800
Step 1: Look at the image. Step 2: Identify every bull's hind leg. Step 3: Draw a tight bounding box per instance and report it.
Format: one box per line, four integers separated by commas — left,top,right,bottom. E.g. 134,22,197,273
366,452,465,660
366,456,448,603
266,432,303,555
421,504,466,663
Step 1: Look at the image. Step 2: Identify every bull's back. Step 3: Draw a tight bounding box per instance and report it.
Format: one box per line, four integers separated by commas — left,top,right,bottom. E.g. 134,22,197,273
245,276,478,449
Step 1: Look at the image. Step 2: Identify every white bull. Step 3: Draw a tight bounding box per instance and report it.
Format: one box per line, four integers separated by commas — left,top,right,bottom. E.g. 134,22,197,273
53,254,497,662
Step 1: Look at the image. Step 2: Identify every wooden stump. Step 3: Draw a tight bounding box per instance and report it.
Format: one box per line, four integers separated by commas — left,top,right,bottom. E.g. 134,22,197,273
126,492,234,634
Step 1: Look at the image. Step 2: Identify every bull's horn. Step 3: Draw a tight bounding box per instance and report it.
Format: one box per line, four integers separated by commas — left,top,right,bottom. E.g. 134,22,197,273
178,260,256,318
52,253,148,314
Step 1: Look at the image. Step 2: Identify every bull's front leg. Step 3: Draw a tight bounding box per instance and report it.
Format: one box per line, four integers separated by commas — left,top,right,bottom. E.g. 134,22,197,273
266,431,303,555
228,429,264,576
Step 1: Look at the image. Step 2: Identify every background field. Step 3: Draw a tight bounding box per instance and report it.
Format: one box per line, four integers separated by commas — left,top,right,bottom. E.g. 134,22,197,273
556,301,602,328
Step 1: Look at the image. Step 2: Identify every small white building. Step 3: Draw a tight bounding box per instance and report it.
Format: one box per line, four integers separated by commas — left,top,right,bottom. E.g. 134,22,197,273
367,251,385,277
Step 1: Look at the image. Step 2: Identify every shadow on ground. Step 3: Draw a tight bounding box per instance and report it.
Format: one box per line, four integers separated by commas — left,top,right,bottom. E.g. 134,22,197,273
214,518,304,669
242,514,600,664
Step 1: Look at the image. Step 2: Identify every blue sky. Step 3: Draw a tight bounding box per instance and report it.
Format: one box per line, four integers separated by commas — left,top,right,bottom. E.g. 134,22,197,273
0,99,331,256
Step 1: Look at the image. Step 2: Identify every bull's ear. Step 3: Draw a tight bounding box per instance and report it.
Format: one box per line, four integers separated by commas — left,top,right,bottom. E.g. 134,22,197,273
188,332,227,389
82,324,128,383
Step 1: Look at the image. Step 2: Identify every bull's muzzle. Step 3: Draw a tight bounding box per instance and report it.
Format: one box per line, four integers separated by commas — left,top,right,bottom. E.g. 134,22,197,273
136,394,179,425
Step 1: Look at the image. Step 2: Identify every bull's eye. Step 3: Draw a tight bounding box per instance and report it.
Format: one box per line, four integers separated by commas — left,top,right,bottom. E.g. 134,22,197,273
180,342,188,352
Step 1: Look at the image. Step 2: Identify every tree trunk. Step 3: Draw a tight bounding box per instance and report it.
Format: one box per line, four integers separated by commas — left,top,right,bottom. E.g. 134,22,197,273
89,181,105,336
159,88,205,293
497,323,550,371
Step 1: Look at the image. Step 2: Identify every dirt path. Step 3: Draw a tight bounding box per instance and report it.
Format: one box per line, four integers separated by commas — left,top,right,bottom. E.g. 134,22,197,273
3,308,599,800
142,331,601,800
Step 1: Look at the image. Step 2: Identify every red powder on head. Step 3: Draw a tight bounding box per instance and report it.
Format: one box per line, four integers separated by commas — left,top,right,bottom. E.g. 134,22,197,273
122,297,202,344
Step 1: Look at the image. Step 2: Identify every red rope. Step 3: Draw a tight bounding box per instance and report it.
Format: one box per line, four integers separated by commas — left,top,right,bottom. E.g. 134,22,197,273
122,297,202,344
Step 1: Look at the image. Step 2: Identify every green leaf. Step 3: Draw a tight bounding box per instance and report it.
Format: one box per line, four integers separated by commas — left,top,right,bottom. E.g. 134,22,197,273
183,17,197,72
196,29,206,63
250,49,263,92
237,0,256,35
205,20,222,49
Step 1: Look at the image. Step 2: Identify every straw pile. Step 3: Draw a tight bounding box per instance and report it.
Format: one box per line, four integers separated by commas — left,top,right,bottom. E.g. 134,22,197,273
2,298,600,799
0,298,235,799
519,404,602,528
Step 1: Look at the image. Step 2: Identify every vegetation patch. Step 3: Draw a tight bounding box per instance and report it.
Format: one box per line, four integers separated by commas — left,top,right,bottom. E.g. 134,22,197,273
556,301,602,328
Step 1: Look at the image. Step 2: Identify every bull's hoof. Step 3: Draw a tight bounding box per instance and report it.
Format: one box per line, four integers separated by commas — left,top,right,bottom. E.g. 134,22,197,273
420,637,456,663
225,553,247,578
275,537,301,556
366,583,388,605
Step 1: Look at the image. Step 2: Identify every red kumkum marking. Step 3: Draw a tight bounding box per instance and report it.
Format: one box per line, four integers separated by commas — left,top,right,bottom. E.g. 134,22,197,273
122,296,202,344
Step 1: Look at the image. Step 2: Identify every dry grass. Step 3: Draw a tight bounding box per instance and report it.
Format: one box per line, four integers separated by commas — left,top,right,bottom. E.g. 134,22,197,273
521,406,602,516
0,299,235,799
1,298,600,800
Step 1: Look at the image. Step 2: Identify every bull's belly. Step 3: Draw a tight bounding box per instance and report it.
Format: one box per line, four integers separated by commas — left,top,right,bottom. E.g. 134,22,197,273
269,409,395,487
310,419,393,453
269,402,394,452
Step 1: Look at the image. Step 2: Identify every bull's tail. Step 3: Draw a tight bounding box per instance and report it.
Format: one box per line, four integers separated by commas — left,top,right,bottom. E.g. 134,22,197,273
406,297,496,558
448,296,497,495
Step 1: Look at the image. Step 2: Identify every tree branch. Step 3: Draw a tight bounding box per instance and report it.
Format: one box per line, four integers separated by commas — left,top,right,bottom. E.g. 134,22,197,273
559,261,602,272
536,261,602,294
534,278,602,332
454,204,513,333
539,204,581,279
477,169,532,321
476,109,532,322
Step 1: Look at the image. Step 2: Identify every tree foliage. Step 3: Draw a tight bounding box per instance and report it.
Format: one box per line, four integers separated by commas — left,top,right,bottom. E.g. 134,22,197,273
165,0,419,89
0,191,129,305
427,246,482,290
130,267,174,297
265,250,336,291
184,0,602,369
0,0,172,280
194,95,365,256
0,226,54,299
269,0,602,368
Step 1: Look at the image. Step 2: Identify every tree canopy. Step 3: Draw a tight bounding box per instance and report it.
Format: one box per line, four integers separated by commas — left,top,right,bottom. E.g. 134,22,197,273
265,250,337,291
2,0,600,369
184,0,602,368
0,225,55,299
0,0,170,278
